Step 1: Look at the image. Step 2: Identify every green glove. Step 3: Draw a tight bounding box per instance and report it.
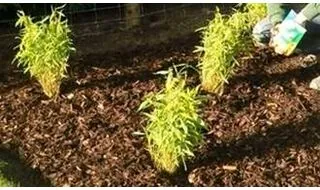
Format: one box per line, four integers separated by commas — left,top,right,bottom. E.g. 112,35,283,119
272,10,307,56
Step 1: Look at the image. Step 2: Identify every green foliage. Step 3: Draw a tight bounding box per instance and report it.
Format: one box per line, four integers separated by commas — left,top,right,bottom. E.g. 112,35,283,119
13,5,75,98
245,3,268,25
138,67,206,174
0,161,17,187
195,3,266,94
0,175,16,187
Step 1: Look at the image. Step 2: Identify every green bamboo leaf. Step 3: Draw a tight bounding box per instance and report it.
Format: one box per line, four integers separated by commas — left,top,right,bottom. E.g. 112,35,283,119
154,70,169,76
138,100,150,111
13,6,75,98
195,3,266,94
139,68,206,173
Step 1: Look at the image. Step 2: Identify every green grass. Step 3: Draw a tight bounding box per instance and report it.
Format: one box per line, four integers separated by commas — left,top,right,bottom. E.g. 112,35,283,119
195,3,266,94
13,5,75,98
138,66,207,174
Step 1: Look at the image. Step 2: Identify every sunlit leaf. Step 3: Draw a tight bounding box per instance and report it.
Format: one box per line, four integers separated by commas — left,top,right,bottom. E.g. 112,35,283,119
13,7,75,98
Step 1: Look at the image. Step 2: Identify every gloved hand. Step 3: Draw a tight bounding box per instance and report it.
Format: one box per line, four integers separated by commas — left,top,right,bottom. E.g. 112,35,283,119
270,12,307,55
295,12,308,26
269,23,280,48
310,75,320,91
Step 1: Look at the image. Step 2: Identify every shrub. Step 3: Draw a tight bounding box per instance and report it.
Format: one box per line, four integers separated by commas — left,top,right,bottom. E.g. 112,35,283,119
13,5,75,98
195,3,266,94
138,67,206,174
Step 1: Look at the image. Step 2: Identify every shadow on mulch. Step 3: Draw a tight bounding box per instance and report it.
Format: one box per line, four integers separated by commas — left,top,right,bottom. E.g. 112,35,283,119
220,63,320,113
61,52,199,94
1,34,199,96
68,33,199,69
0,148,51,187
61,69,160,94
229,52,320,89
0,79,31,94
168,112,320,186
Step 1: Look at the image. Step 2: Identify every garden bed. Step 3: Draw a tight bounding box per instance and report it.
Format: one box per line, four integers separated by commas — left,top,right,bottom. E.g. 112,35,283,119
1,33,320,186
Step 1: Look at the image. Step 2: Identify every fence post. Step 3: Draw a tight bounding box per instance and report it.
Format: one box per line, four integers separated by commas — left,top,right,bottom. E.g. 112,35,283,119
124,3,141,29
94,3,99,30
163,4,167,21
118,3,122,20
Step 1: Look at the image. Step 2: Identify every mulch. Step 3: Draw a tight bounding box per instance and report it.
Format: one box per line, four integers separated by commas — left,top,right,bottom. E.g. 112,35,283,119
1,34,320,186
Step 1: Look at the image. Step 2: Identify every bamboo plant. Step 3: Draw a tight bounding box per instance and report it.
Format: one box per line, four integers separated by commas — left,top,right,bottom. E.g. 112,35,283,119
13,5,75,98
195,3,266,94
138,67,206,174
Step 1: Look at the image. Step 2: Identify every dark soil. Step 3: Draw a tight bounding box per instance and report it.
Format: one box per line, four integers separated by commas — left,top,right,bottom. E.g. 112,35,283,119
1,34,320,186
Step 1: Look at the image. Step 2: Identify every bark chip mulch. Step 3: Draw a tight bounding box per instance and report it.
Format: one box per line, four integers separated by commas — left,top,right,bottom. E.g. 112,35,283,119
1,35,320,186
